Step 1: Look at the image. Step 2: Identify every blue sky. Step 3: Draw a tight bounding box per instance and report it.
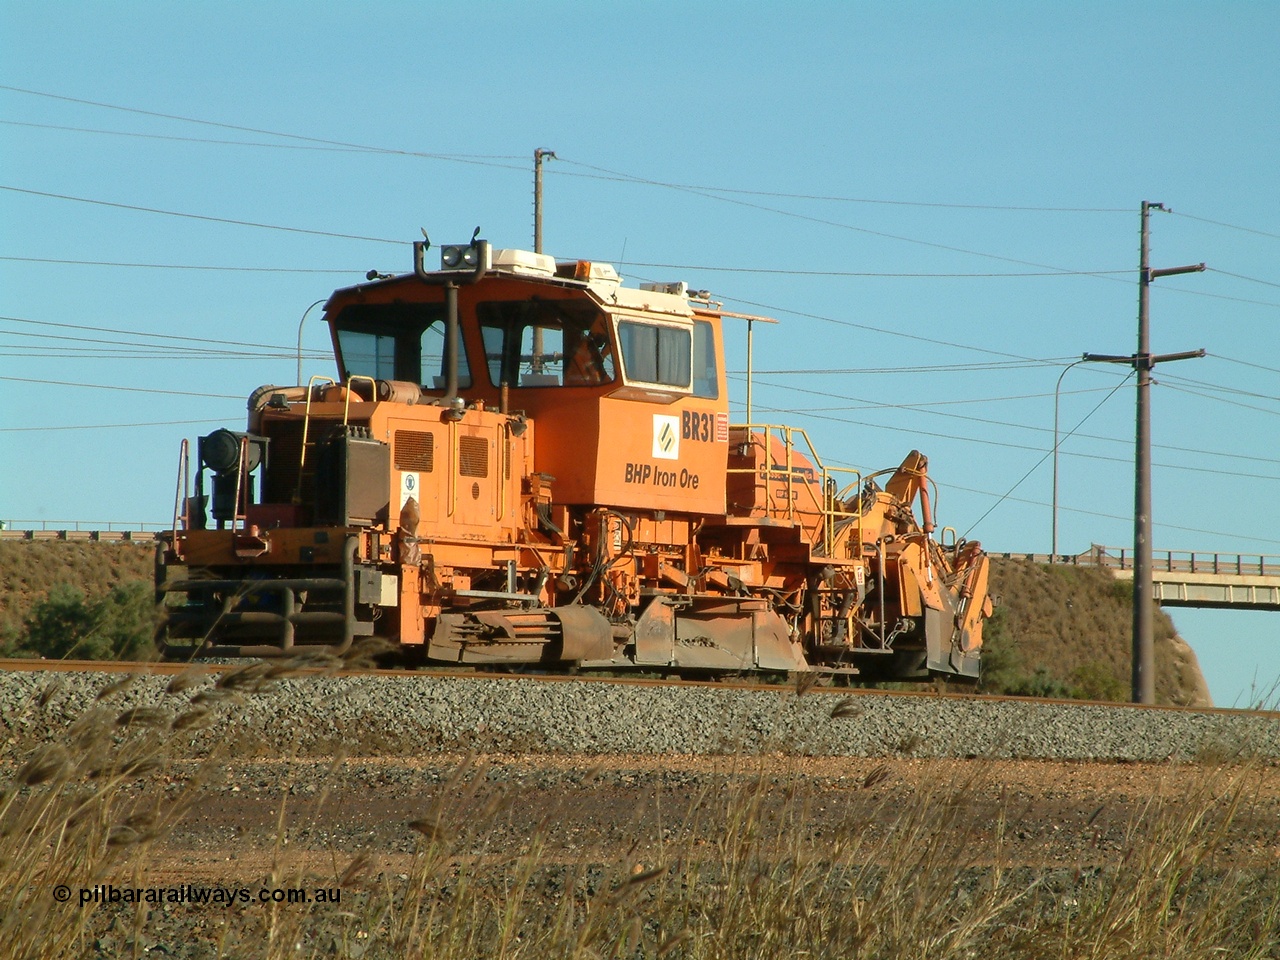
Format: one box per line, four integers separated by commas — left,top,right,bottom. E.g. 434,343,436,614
2,1,1277,706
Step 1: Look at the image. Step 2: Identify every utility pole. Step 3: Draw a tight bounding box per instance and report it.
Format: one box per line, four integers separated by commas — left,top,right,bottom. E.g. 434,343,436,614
1086,201,1204,704
533,148,556,255
531,148,556,374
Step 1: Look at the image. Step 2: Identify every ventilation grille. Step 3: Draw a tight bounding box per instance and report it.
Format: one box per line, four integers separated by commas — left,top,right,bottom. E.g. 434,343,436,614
458,436,489,477
394,431,434,472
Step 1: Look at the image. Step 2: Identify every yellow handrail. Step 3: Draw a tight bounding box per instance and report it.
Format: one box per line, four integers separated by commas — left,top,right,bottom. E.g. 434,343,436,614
729,421,863,558
294,376,335,503
344,375,377,425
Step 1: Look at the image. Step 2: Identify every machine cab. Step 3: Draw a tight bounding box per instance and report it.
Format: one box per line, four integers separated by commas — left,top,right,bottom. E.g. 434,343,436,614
326,243,730,516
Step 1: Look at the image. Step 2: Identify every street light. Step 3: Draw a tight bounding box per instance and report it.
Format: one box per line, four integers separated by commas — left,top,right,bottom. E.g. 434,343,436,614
296,298,326,386
1051,356,1094,563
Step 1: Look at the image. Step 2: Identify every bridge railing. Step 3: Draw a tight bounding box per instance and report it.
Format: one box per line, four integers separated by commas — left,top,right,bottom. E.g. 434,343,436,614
1089,545,1280,577
0,520,165,542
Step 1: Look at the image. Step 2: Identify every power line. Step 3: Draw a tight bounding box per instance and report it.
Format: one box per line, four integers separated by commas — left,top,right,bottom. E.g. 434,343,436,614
554,157,1132,213
934,479,1280,548
0,328,324,360
744,358,1073,375
1211,353,1280,377
1159,382,1280,418
1,85,1131,214
0,314,319,354
0,84,527,167
0,118,377,154
0,255,360,274
0,418,238,433
717,292,1057,362
961,374,1133,536
0,375,243,399
1208,268,1280,291
0,353,314,360
0,351,320,361
0,347,327,361
1160,285,1280,311
621,260,1130,279
7,85,1276,302
753,378,1120,413
1169,210,1280,242
806,388,1113,413
748,380,1280,478
580,167,1129,276
1158,372,1280,405
0,184,403,245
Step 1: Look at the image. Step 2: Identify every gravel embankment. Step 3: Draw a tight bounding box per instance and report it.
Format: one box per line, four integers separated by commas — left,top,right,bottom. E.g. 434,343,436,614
4,668,1279,762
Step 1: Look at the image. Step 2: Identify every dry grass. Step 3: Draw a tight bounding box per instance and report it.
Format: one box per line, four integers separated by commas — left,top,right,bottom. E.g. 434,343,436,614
2,654,1277,959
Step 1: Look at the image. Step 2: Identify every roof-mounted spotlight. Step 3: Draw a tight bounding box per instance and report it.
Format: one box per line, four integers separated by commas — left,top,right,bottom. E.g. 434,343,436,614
440,239,492,272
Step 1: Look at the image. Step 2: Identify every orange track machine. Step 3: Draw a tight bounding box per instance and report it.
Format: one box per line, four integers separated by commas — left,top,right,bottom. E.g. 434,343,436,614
156,237,991,680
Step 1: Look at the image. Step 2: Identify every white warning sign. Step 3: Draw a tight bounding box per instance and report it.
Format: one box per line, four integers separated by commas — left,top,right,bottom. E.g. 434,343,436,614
399,471,420,510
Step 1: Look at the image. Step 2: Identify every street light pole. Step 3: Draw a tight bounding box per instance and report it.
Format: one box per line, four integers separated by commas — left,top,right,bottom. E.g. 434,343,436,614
1052,357,1092,563
296,298,326,386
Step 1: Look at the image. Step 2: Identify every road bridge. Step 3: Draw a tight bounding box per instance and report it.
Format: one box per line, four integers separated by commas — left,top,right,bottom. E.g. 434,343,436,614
995,545,1280,612
1090,545,1280,612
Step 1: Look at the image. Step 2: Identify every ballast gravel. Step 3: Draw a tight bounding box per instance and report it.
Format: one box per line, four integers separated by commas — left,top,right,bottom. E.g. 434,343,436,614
4,667,1279,762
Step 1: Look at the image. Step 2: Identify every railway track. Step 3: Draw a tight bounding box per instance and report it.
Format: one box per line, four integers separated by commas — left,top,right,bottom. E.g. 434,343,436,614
1,655,1273,717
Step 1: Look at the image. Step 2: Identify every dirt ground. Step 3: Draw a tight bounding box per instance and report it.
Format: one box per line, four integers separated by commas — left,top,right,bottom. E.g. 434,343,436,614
141,753,1280,881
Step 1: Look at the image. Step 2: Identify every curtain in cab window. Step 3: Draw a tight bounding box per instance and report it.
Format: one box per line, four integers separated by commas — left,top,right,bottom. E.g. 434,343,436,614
618,321,691,388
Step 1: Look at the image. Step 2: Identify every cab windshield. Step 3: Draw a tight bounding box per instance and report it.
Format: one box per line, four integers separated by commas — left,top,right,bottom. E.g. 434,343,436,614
334,302,471,388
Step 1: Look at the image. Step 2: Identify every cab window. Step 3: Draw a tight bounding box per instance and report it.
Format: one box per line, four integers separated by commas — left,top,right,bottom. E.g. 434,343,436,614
334,303,470,388
617,320,692,389
692,319,718,399
478,300,615,388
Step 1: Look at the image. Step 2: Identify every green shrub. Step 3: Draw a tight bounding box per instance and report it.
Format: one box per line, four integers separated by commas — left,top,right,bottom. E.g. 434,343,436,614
1072,659,1128,702
5,581,156,660
975,607,1022,694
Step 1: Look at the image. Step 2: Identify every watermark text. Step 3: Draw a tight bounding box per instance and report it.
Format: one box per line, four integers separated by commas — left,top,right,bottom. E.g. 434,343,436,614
53,883,341,907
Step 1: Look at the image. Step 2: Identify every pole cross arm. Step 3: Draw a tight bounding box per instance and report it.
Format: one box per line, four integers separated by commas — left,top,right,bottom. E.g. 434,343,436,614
1148,262,1206,281
1081,348,1204,368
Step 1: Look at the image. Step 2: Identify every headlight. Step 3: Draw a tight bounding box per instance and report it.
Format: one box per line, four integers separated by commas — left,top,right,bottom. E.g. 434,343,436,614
439,241,491,272
200,429,263,474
